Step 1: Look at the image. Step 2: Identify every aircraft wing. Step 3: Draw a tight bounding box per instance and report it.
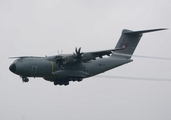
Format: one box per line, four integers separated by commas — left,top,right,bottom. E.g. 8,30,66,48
90,48,123,58
81,48,124,61
55,47,123,66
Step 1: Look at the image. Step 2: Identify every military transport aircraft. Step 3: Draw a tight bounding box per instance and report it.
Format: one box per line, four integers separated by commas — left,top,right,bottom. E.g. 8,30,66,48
9,28,167,86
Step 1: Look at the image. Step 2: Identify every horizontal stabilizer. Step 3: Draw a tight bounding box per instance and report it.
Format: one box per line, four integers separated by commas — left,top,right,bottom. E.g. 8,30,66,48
124,28,167,34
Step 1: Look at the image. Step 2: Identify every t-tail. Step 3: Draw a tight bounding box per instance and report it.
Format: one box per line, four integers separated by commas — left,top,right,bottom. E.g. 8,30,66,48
112,28,167,59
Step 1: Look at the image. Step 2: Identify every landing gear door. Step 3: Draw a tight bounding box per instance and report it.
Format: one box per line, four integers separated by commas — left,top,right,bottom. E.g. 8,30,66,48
85,66,90,74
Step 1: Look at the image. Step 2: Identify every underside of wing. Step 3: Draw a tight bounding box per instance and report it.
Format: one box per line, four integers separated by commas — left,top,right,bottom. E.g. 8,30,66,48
90,48,124,58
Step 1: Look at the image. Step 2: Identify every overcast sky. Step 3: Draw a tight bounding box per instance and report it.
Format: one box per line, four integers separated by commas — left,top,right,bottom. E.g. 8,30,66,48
1,0,171,120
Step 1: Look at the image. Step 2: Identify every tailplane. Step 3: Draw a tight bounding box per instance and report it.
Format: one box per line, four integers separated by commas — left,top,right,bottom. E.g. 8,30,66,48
112,28,167,59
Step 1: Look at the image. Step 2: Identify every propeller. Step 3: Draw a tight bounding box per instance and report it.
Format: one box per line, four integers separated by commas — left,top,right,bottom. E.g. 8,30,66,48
73,47,84,61
56,47,84,67
56,56,64,68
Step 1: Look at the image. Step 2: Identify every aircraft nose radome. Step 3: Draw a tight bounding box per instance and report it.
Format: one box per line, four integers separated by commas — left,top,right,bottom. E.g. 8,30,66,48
9,63,16,73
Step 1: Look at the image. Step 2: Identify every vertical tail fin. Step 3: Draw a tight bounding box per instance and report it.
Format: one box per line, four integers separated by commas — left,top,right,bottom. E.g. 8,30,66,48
113,28,167,59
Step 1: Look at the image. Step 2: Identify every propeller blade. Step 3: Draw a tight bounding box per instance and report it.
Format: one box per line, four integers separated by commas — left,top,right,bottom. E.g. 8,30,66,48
55,56,64,68
75,47,78,54
73,47,84,61
78,47,81,54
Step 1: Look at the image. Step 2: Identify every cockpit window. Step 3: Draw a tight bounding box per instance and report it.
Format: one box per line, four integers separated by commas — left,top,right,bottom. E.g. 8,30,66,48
13,59,18,63
14,58,22,63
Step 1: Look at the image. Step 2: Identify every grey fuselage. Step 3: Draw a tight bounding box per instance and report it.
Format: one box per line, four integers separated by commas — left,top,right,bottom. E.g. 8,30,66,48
10,55,132,82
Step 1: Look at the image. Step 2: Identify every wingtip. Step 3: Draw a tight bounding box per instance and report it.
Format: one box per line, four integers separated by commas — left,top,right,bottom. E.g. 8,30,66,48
9,57,18,59
8,56,39,59
158,28,168,30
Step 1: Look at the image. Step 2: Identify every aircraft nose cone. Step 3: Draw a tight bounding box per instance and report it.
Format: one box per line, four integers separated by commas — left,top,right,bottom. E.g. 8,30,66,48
9,63,16,73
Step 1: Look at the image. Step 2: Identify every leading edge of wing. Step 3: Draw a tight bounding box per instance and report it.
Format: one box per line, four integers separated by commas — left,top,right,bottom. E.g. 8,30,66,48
9,56,42,59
